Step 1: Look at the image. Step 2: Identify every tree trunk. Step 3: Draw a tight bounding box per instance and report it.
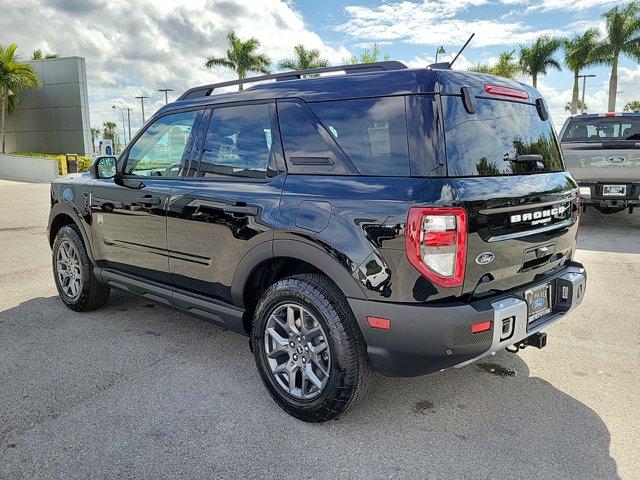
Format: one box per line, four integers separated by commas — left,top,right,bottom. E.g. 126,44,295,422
571,70,580,115
0,87,6,155
532,73,537,89
608,54,618,112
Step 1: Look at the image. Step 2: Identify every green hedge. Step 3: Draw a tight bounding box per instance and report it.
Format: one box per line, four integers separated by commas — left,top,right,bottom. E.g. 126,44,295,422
12,152,93,174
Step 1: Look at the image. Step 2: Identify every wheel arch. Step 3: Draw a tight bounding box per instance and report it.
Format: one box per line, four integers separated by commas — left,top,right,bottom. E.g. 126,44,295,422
232,239,367,334
48,202,95,264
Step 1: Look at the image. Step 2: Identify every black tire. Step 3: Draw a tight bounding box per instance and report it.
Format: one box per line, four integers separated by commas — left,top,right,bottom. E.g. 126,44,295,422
52,225,110,311
251,274,372,422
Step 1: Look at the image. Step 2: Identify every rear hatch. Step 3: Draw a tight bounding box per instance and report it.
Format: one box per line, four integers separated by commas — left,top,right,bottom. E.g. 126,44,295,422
559,114,640,183
440,87,580,297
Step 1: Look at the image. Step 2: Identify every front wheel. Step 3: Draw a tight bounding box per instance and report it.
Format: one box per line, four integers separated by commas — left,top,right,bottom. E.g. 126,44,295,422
52,225,110,311
251,274,372,422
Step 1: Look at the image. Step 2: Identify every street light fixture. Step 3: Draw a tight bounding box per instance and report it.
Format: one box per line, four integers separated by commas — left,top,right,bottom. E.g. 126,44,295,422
112,105,127,146
134,95,149,125
435,46,446,63
578,74,596,114
158,88,174,104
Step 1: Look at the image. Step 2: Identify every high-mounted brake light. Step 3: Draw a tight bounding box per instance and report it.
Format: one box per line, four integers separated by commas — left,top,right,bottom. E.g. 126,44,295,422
405,207,467,287
484,84,529,100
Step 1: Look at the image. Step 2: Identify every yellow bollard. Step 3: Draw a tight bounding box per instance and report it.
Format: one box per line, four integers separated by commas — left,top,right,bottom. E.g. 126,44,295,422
59,155,68,175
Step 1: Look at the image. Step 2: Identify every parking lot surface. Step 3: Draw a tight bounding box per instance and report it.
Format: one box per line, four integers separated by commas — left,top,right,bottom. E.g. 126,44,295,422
1,179,639,479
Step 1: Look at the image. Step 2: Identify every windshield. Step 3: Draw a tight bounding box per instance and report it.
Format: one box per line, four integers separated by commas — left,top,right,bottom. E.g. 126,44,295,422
561,116,640,142
442,96,564,177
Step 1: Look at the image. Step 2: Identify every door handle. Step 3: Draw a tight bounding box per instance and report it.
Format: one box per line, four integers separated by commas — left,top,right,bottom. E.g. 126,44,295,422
134,195,161,206
223,204,259,216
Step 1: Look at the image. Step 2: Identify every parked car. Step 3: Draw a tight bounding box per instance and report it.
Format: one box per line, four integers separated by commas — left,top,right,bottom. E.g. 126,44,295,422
48,62,586,422
559,112,640,214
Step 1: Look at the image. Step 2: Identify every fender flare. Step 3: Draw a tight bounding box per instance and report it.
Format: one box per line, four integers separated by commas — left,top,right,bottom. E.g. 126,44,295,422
230,238,367,308
48,201,96,264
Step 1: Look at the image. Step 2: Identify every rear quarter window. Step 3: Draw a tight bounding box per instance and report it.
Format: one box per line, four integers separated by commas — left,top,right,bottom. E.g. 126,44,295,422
309,96,410,176
442,96,564,176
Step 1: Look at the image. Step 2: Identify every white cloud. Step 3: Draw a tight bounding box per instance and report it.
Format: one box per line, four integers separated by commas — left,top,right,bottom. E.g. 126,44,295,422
336,1,574,47
525,0,621,13
404,53,475,71
0,0,350,141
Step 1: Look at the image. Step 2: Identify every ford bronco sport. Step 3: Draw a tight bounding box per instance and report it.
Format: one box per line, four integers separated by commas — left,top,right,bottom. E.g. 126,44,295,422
48,61,587,422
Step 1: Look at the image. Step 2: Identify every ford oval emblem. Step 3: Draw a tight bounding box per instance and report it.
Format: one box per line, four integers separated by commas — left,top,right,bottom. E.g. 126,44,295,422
475,252,495,265
531,297,546,310
608,156,626,164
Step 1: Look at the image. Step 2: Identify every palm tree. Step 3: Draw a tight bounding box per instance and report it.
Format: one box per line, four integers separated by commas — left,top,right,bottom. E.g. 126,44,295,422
102,121,118,151
0,43,41,154
519,36,563,88
564,29,600,114
278,45,329,72
624,100,640,111
91,127,100,153
32,49,60,60
470,51,520,79
204,31,271,91
593,2,640,112
565,100,588,112
345,44,391,64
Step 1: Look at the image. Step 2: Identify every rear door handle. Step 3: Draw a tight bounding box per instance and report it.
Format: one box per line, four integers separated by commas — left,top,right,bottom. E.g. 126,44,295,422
135,195,161,206
223,204,259,216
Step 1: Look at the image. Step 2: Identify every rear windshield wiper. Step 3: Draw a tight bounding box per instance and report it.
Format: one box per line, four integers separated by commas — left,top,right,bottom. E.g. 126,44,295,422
503,154,544,163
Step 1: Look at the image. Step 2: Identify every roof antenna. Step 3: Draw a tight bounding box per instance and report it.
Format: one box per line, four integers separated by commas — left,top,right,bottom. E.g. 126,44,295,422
448,33,475,69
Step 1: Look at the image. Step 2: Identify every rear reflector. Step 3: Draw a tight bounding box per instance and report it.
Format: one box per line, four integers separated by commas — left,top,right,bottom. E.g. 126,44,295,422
471,320,492,334
367,316,391,330
406,207,467,287
484,84,529,100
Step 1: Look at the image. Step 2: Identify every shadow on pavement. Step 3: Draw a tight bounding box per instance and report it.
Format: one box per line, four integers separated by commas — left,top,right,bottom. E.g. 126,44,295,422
0,294,620,480
578,208,640,254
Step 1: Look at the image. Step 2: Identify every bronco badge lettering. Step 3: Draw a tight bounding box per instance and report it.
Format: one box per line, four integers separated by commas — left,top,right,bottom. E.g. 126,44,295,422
510,205,568,226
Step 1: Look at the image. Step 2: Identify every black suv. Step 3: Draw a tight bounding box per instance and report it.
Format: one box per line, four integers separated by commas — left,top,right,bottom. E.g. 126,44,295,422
48,61,586,422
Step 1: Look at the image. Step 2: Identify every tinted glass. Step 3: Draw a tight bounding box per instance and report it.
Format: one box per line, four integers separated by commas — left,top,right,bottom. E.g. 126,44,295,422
199,104,276,179
443,96,563,176
278,101,336,163
126,110,199,177
561,116,640,142
310,97,410,176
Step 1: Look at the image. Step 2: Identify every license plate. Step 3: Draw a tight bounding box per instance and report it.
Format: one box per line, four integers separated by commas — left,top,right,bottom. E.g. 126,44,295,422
525,283,552,322
603,184,626,196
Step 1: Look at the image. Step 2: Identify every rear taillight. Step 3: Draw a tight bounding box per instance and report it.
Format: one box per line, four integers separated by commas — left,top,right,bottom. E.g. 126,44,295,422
405,207,467,287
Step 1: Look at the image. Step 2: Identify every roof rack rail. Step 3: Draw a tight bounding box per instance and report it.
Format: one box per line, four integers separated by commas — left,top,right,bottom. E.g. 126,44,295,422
177,61,408,101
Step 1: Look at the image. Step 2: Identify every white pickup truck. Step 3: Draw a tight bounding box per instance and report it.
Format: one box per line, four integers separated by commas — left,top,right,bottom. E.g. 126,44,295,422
559,112,640,214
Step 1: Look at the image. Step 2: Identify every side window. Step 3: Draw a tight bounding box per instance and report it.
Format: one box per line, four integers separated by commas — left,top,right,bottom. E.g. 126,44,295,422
199,103,278,179
125,110,199,177
309,96,410,176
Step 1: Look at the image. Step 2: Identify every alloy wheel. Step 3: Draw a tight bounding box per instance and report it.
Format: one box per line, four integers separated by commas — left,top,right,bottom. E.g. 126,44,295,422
263,303,331,400
56,240,83,299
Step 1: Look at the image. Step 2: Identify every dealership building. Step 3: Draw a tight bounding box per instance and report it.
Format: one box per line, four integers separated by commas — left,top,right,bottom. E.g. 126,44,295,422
3,56,92,155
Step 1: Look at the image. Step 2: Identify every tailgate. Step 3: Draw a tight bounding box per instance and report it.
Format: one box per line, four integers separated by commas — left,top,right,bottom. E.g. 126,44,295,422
562,142,640,183
453,174,579,297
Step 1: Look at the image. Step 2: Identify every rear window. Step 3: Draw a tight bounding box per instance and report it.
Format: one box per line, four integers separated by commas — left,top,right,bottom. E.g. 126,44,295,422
309,97,410,176
561,116,640,142
442,96,564,177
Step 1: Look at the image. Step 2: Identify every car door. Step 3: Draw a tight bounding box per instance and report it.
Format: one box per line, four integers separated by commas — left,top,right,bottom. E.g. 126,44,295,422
166,102,285,304
90,109,204,284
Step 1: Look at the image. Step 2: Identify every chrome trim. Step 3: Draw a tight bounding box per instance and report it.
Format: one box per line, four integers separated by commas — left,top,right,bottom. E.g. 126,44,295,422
479,196,576,215
488,219,574,242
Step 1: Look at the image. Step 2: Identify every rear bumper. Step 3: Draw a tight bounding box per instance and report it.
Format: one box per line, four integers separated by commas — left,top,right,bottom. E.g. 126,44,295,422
348,261,586,377
578,182,640,208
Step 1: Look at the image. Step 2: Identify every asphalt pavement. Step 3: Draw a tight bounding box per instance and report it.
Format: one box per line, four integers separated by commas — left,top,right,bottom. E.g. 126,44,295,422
0,179,638,479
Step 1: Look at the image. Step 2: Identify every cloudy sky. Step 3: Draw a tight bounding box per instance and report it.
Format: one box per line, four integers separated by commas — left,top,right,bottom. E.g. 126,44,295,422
1,0,638,143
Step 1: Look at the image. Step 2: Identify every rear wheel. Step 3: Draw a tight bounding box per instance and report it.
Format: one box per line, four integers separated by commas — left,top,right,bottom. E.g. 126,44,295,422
52,225,110,311
251,274,372,422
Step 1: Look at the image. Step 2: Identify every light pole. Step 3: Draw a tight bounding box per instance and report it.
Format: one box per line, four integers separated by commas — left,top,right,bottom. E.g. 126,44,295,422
578,74,596,114
158,88,174,104
123,107,132,142
112,105,127,146
135,95,149,125
435,46,446,63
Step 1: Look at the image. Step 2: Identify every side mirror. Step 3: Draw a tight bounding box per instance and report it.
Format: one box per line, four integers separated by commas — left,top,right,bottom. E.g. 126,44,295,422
90,156,117,179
